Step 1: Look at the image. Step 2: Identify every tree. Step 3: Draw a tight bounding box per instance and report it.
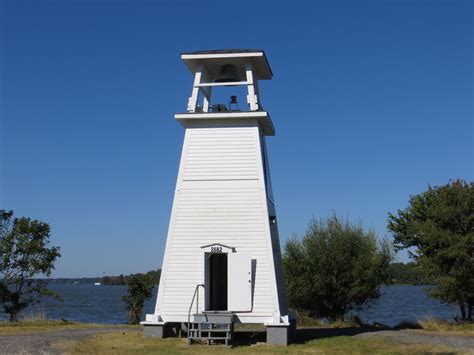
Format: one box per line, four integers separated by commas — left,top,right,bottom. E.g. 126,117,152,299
101,269,161,286
0,210,61,321
388,179,474,322
386,262,434,285
283,214,392,321
123,274,155,324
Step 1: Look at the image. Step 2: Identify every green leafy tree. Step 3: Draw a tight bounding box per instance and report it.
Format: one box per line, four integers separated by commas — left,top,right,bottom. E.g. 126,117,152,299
0,210,61,321
102,269,161,286
123,274,155,324
386,262,434,285
283,214,392,321
388,179,474,321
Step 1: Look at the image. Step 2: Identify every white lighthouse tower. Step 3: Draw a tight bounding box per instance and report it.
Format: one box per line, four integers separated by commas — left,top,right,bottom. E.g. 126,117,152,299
143,49,293,345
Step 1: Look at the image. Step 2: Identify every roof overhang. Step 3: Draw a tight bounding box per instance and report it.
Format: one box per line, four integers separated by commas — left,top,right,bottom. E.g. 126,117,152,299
181,49,273,81
175,111,275,136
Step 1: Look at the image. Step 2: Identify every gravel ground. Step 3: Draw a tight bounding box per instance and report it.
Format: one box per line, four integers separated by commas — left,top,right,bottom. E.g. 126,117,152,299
356,329,474,352
0,327,134,354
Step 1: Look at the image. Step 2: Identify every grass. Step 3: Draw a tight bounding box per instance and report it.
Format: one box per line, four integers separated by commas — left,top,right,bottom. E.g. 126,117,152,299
0,319,138,335
60,330,457,354
1,318,471,353
0,310,138,335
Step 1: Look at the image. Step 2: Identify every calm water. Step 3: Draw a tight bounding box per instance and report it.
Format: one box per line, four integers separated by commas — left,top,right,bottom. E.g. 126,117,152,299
0,285,458,327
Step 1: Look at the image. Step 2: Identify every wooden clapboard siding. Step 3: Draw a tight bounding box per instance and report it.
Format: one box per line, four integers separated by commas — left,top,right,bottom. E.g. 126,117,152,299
183,127,259,181
154,119,287,322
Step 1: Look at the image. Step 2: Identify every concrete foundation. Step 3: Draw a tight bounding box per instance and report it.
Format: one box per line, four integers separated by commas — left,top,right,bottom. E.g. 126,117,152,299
266,321,296,345
143,322,181,338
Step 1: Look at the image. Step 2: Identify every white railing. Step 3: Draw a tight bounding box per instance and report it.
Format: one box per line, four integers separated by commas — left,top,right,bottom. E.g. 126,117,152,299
187,284,205,340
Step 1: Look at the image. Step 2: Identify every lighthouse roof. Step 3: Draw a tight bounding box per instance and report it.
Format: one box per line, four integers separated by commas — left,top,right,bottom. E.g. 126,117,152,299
181,49,273,80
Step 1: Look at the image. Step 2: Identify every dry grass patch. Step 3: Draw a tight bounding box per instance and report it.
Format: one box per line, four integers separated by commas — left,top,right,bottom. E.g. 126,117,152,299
418,318,474,335
395,318,474,336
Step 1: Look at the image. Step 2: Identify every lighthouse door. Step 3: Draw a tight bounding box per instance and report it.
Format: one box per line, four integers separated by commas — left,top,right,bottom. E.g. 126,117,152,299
206,253,228,311
228,253,252,312
204,251,252,312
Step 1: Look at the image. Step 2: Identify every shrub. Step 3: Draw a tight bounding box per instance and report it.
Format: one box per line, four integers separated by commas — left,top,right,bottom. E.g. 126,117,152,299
283,214,392,321
122,274,155,324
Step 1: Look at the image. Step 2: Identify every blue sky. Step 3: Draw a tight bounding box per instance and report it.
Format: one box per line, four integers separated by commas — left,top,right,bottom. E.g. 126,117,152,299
1,0,472,277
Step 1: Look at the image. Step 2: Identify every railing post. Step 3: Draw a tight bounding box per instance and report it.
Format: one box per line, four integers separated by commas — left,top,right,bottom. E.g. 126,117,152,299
187,284,205,344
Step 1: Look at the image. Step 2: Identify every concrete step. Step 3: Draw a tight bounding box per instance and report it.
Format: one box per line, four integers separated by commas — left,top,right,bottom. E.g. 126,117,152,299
192,313,235,323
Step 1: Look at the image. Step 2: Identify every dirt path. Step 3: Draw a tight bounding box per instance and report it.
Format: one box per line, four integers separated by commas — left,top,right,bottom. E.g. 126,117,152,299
0,327,133,354
356,329,474,352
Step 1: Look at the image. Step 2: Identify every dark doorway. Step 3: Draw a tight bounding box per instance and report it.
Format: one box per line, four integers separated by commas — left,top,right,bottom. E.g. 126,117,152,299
208,253,228,311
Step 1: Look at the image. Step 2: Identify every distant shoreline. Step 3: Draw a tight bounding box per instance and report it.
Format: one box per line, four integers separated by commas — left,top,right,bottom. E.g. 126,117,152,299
33,269,162,286
40,279,431,287
37,262,431,286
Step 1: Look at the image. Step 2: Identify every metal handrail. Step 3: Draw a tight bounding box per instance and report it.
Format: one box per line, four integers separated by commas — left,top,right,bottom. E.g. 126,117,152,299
187,284,205,341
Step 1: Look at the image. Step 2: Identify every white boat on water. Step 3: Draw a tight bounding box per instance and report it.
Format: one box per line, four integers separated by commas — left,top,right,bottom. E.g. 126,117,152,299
94,282,101,286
